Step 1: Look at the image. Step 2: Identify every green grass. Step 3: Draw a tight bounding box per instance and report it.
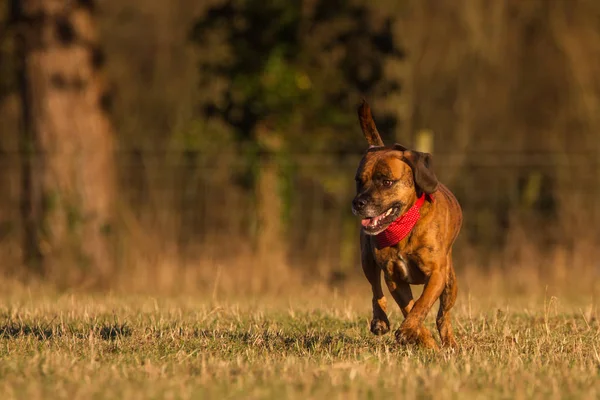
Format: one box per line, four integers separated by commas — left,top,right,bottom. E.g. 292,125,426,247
0,287,598,399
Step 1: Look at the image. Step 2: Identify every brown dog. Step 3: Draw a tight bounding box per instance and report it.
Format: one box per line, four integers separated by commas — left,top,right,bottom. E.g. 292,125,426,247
352,101,462,349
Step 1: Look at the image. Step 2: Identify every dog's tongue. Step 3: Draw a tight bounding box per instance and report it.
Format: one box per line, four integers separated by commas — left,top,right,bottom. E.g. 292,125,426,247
361,218,373,227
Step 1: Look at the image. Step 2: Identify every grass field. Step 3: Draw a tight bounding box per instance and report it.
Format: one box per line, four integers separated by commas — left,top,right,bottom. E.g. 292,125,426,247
0,274,598,400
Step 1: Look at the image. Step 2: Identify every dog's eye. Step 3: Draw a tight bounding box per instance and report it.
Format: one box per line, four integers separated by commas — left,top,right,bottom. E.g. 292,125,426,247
382,180,394,187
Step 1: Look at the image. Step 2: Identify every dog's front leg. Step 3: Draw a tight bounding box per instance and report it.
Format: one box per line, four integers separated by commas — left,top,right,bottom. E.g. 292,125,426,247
362,263,390,335
361,249,390,335
395,266,445,349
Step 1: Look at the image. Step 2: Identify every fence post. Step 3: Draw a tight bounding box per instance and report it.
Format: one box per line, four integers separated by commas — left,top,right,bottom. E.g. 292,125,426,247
254,124,287,287
415,129,434,153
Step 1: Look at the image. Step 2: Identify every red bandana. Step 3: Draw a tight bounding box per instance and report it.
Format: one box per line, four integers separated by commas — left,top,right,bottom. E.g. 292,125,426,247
375,194,434,249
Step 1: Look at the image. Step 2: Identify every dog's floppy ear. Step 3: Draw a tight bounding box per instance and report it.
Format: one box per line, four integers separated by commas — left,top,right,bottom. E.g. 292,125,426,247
402,150,439,195
357,100,384,147
392,143,408,152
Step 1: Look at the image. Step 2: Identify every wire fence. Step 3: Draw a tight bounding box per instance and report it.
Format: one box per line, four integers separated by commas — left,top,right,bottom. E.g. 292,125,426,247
0,149,598,275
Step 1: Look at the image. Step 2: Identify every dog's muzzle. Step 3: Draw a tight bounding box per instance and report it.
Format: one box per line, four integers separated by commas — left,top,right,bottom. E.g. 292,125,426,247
352,196,368,216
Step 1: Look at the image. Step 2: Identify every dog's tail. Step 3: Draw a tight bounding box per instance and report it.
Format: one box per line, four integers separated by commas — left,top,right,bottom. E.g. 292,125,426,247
357,100,384,147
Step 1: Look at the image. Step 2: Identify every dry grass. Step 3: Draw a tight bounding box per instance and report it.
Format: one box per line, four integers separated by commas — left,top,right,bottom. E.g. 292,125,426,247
0,268,598,400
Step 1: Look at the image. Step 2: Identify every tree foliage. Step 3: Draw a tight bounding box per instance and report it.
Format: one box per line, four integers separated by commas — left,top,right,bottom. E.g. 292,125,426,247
190,0,405,152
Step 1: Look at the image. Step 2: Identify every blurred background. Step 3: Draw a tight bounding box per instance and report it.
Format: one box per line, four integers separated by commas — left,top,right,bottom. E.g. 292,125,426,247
0,0,599,294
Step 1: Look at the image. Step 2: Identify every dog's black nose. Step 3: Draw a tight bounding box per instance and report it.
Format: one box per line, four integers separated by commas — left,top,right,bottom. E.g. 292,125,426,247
353,197,367,210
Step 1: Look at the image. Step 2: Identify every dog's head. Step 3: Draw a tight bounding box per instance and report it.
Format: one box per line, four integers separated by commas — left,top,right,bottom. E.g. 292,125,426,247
352,101,438,235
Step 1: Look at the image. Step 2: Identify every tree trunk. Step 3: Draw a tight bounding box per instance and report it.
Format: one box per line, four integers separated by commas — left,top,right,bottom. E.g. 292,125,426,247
12,0,116,285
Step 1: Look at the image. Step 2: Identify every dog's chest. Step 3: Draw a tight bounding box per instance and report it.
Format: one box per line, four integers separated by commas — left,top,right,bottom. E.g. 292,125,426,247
375,249,426,284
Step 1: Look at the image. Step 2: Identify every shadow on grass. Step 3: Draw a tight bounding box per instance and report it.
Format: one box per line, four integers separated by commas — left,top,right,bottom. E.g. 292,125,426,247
193,329,389,353
0,323,55,340
98,323,132,340
0,321,132,341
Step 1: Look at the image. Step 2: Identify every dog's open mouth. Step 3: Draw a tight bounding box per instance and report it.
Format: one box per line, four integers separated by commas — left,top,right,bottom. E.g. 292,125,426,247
361,206,400,234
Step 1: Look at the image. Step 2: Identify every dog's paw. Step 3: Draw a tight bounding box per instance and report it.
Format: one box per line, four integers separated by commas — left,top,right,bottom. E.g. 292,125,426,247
370,318,390,335
438,323,459,349
395,324,420,345
395,323,439,350
441,335,459,350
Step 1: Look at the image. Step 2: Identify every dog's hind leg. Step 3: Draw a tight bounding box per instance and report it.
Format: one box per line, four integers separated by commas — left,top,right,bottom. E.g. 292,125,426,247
385,278,414,317
386,279,438,349
436,258,458,348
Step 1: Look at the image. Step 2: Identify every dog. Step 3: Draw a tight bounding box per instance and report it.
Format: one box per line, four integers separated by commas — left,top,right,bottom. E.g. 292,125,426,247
352,100,462,349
